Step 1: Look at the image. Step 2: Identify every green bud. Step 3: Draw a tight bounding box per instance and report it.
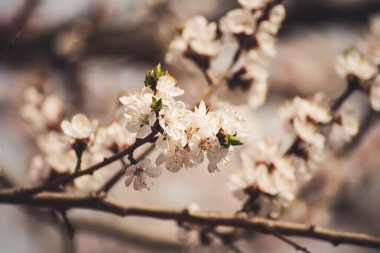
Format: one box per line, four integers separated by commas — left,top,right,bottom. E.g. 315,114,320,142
216,128,244,148
226,135,243,146
144,63,164,91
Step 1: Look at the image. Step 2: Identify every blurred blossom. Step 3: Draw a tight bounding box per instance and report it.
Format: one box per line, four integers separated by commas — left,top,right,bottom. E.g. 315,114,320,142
166,16,220,68
229,140,297,215
20,87,64,132
330,104,360,143
335,49,377,80
279,94,332,150
369,75,380,111
237,0,269,10
61,113,98,140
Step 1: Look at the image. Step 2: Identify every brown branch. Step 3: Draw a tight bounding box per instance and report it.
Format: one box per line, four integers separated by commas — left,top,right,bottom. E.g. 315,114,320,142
266,227,312,253
208,229,246,253
0,191,379,250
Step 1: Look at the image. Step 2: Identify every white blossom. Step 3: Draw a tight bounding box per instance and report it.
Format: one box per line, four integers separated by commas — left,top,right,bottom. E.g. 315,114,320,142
183,101,218,145
332,106,360,142
217,108,247,138
244,56,269,108
206,144,230,173
370,75,380,111
268,5,286,28
188,134,220,166
119,91,156,138
220,8,258,36
125,159,162,190
61,114,98,140
34,131,74,174
20,104,46,131
93,122,135,153
37,131,71,155
280,96,332,125
21,87,64,132
156,150,191,173
256,25,277,57
154,75,184,100
40,95,64,126
280,95,332,149
335,49,377,80
158,101,191,141
229,140,296,204
287,145,324,181
166,16,220,62
23,86,44,106
46,150,77,174
237,0,268,9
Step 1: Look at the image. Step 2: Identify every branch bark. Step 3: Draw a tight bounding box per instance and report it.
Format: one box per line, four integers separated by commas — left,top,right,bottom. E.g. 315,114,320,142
0,191,379,250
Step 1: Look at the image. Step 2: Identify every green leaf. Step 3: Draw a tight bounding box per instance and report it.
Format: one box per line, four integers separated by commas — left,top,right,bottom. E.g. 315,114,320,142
226,135,243,146
151,97,163,112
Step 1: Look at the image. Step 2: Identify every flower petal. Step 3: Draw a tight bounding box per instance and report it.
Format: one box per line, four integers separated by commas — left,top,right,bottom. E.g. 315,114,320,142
125,175,135,187
145,166,162,178
125,165,137,176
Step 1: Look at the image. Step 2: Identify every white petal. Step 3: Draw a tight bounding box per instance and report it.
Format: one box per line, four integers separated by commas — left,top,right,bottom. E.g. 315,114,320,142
145,166,162,178
165,154,183,173
207,161,218,173
156,153,167,166
61,120,73,137
370,83,380,111
189,149,204,165
125,165,137,176
125,175,135,187
137,159,151,169
133,174,147,190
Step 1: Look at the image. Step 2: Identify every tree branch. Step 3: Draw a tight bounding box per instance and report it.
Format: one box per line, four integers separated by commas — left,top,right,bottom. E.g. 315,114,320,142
0,191,379,250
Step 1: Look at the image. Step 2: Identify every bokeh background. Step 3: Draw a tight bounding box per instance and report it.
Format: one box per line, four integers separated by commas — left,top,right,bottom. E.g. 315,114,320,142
0,0,380,252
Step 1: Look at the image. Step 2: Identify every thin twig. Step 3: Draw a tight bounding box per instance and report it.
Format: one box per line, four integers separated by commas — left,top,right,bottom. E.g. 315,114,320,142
96,145,155,195
0,127,159,197
208,230,246,253
331,86,355,112
265,227,312,253
74,154,82,173
0,192,379,250
57,209,75,240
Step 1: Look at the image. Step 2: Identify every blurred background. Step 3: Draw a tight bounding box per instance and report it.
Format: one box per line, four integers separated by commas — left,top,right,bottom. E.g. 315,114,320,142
0,0,380,252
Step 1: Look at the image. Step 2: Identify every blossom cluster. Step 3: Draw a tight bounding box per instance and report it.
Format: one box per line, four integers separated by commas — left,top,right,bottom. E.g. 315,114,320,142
229,139,297,216
166,0,286,109
20,86,64,132
335,14,380,111
119,64,246,188
21,88,135,192
228,90,362,215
